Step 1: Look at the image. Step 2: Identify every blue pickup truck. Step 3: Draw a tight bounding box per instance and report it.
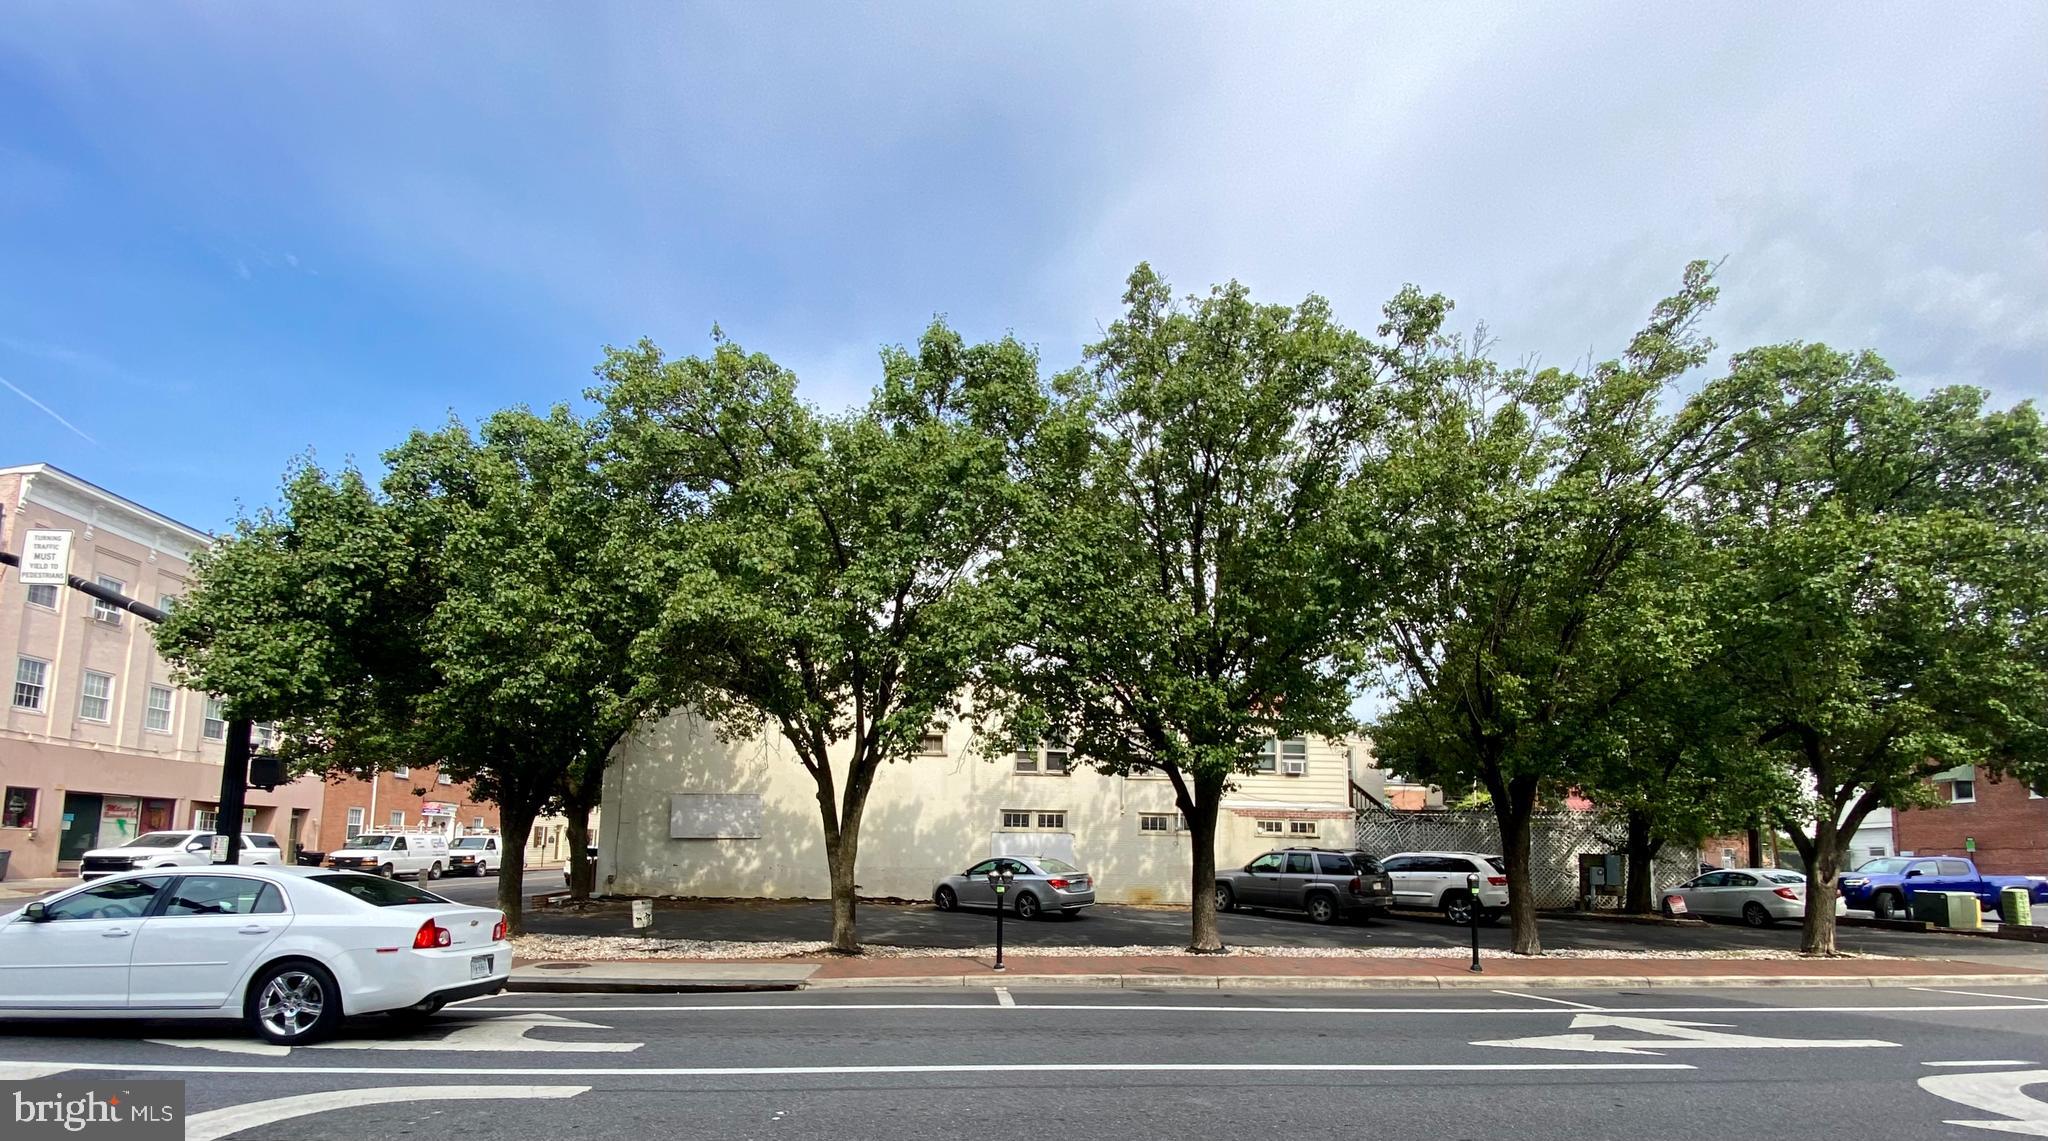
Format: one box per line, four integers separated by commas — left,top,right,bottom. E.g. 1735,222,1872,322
1836,855,2048,920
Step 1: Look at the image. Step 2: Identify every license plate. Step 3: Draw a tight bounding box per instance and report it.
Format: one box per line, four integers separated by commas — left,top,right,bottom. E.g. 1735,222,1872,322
470,954,493,979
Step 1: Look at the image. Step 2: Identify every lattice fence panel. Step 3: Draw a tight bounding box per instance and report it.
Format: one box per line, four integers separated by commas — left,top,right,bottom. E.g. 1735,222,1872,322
1354,808,1697,910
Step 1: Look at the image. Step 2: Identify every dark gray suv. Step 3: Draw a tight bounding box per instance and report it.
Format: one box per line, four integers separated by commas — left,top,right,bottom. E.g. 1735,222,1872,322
1214,848,1396,924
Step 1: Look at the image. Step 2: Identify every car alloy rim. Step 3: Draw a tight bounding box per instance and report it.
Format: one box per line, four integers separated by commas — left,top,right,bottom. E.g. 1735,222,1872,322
1216,888,1230,907
258,971,325,1038
1449,900,1472,923
1311,899,1332,921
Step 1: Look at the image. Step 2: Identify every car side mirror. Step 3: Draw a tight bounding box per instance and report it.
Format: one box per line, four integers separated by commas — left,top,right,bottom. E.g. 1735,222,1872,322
22,902,47,922
1905,869,1923,878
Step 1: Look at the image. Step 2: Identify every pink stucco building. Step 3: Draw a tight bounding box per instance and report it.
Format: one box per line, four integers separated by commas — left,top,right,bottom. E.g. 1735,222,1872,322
0,463,325,879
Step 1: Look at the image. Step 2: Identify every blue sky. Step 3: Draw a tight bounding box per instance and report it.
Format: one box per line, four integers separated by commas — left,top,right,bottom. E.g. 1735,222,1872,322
3,5,2044,531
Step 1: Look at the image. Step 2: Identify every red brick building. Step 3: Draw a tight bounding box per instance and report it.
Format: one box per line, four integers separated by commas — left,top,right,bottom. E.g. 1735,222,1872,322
308,763,499,856
1894,766,2048,875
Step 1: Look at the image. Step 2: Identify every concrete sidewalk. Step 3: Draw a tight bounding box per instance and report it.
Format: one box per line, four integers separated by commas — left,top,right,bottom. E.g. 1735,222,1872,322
504,951,2046,993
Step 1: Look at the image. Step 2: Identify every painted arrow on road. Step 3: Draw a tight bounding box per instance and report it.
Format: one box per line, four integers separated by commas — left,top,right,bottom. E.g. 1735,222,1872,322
148,1013,642,1056
1474,1014,1898,1055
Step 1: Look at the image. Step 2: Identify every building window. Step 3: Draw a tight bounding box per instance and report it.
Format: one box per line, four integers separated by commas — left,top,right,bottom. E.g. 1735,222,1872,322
1950,778,1975,804
25,583,59,610
1014,748,1038,773
388,810,404,829
438,772,454,785
253,722,278,749
12,657,49,711
1256,819,1286,835
145,685,174,732
345,807,365,840
473,816,487,830
194,808,219,831
1037,811,1066,829
1868,846,1886,858
1289,820,1318,837
3,786,36,828
1138,813,1176,833
1000,810,1032,829
1015,741,1072,775
1720,847,1737,868
202,696,227,740
916,732,947,756
393,765,410,779
1252,738,1309,774
77,671,114,723
157,593,179,613
91,575,125,624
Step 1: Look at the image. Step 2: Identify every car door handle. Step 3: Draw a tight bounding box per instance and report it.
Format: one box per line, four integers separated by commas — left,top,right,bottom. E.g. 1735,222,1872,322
238,925,272,935
101,929,132,938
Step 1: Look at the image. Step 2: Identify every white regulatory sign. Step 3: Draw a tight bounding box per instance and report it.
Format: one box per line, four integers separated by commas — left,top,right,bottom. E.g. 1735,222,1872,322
17,529,74,586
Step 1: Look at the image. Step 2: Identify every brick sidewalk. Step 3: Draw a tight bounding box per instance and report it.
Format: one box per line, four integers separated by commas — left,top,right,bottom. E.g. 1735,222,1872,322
803,953,2038,982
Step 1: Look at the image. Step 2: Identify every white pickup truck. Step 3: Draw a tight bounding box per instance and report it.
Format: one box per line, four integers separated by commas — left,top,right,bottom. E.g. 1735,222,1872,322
325,832,450,880
77,830,283,880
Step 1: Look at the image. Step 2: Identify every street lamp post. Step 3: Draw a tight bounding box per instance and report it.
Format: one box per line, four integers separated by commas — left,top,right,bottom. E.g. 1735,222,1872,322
987,865,1015,971
1466,871,1483,973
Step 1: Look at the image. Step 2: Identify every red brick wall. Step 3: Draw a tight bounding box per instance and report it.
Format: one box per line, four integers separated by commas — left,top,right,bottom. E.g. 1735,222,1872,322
1894,772,2048,875
309,765,499,854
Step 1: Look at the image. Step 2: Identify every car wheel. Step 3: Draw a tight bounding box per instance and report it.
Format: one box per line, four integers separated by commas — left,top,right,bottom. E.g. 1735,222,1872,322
935,886,958,912
1305,894,1339,925
1871,892,1900,920
1742,902,1773,928
1215,884,1236,913
247,961,344,1046
425,862,441,881
379,863,395,879
1013,892,1042,920
1443,892,1476,926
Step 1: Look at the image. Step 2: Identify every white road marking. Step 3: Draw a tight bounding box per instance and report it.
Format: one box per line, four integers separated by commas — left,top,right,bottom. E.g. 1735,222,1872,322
147,1014,642,1056
994,988,1016,1007
1927,1061,2037,1068
1919,1069,2048,1136
147,1039,292,1057
1493,990,1603,1010
1475,1014,1897,1056
0,1063,73,1079
0,1059,1696,1077
184,1084,588,1141
1912,988,2048,1004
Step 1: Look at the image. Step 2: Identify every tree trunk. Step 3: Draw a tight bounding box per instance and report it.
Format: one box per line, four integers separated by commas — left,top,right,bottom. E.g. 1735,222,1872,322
1623,809,1661,914
1184,790,1224,954
564,802,594,902
1799,814,1843,956
496,798,539,935
823,828,860,954
1496,793,1541,955
1747,825,1764,868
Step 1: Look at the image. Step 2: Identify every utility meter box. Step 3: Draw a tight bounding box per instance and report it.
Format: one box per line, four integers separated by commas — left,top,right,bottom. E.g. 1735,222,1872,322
631,898,653,930
2000,886,2033,927
1913,891,1981,929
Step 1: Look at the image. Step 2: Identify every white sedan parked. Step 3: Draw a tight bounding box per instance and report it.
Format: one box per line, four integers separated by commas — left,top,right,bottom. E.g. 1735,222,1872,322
1664,867,1846,927
0,865,509,1045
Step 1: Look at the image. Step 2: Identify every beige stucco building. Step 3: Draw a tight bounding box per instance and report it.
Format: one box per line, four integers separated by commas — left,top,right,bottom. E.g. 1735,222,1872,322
0,464,326,879
600,707,1382,905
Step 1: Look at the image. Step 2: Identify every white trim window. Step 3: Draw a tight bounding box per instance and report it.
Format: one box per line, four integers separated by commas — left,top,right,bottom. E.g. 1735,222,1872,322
1252,738,1309,774
78,670,114,723
1036,811,1066,829
393,765,410,779
1256,819,1287,835
1949,776,1976,804
1000,810,1032,829
438,772,454,785
1288,820,1319,837
1000,809,1067,830
25,583,59,610
194,808,219,831
12,657,49,712
145,685,175,733
91,575,125,624
253,722,278,750
388,810,404,829
157,593,180,613
202,696,227,741
1014,741,1072,775
345,807,365,840
1138,813,1178,833
917,732,947,757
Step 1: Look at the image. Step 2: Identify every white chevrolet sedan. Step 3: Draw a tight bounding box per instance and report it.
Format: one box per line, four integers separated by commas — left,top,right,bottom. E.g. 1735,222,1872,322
1664,867,1847,927
0,864,510,1045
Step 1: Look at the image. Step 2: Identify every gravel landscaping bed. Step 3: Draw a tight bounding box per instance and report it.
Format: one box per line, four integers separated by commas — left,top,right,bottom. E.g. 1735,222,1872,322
511,933,1895,962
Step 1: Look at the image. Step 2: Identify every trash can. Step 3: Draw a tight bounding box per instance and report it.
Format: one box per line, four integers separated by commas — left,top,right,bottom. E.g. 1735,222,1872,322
0,849,10,881
2000,886,2034,927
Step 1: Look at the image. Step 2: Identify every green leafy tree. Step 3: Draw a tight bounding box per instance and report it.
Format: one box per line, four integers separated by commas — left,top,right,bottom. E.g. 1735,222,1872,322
158,406,674,929
984,265,1388,953
1370,262,1774,954
1698,354,2048,954
596,324,1049,953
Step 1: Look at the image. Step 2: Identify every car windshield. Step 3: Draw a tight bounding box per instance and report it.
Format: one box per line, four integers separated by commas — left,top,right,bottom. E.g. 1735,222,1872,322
119,832,195,849
452,838,490,849
1033,857,1081,874
1855,857,1913,874
308,874,450,907
347,835,399,850
1764,872,1807,885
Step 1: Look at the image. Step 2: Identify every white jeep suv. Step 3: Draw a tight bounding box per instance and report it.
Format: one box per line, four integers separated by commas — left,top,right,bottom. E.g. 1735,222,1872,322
1379,850,1511,924
78,830,283,880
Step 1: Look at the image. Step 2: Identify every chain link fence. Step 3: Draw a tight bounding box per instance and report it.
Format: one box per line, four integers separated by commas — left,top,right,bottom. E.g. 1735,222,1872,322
1354,807,1698,910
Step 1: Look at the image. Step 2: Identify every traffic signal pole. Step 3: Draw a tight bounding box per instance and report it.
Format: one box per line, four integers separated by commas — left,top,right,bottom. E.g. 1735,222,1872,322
1,548,255,863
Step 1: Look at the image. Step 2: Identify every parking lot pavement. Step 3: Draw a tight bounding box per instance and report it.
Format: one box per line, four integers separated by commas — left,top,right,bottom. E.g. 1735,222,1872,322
4,984,2047,1140
514,895,2045,961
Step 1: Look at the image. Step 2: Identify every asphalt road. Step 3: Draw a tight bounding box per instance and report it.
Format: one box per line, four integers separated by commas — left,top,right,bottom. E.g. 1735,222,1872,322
470,878,2038,960
4,984,2048,1139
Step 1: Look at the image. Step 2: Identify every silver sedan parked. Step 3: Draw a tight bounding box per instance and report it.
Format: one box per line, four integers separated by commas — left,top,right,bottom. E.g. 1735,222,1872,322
933,855,1097,920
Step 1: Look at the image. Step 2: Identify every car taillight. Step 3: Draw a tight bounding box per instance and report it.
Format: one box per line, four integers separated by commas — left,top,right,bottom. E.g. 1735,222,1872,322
1047,878,1069,889
1347,876,1363,894
1487,876,1507,887
1773,887,1800,900
412,919,452,949
492,917,508,941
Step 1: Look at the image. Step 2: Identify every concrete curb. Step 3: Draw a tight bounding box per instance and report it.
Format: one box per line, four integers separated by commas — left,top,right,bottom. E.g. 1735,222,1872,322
508,978,805,994
799,971,2047,992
